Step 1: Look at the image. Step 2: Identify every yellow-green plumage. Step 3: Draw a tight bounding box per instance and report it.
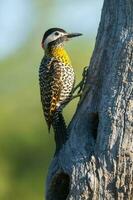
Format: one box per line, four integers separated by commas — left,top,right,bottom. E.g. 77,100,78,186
39,46,75,132
49,46,72,66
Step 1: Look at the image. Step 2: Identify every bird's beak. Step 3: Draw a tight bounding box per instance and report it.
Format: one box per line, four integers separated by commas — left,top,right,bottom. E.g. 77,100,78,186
66,33,83,38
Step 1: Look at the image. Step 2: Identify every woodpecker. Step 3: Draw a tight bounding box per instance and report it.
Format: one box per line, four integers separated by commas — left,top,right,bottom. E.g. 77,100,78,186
39,27,82,150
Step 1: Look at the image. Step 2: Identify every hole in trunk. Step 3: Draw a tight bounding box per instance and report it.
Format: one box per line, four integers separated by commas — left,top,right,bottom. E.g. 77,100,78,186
50,172,70,200
88,112,99,139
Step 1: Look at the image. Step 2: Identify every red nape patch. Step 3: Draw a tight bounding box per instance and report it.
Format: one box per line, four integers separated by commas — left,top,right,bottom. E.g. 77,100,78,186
41,42,44,49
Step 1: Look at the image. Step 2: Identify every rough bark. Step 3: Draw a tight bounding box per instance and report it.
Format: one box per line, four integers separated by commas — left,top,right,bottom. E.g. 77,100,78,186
46,0,133,199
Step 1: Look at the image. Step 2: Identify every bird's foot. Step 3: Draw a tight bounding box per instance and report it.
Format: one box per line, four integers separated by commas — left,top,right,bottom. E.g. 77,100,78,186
71,66,88,101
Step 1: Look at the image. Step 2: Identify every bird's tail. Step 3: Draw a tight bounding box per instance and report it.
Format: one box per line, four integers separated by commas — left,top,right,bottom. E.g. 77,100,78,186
52,112,67,153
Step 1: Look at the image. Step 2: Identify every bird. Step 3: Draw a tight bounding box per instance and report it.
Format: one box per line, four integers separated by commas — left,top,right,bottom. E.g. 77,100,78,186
39,27,82,151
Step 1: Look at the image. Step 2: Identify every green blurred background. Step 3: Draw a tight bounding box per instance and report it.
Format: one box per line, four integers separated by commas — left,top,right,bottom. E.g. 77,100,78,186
0,0,103,199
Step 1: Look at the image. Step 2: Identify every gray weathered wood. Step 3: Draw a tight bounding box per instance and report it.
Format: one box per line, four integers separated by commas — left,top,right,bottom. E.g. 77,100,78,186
46,0,133,199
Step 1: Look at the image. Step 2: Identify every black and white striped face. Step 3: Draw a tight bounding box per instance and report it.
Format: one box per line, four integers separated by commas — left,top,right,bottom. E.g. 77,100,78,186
41,28,67,49
41,28,82,50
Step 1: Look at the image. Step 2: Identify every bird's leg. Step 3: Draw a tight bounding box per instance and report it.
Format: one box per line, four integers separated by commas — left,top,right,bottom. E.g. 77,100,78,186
71,66,88,100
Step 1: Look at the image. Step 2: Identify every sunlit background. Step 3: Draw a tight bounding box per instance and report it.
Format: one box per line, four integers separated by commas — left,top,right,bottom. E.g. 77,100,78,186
0,0,103,199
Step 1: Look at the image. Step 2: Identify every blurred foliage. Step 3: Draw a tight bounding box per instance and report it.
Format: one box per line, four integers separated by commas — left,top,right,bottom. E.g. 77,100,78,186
0,0,97,199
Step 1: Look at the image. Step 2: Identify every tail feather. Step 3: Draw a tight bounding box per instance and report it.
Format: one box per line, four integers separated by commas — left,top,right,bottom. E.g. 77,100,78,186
52,112,67,153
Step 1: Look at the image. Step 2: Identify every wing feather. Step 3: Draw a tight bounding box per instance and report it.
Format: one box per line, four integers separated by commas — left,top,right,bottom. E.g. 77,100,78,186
39,58,62,130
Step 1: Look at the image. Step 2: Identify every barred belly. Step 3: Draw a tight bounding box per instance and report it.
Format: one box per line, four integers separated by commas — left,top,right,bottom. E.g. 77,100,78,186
57,65,75,109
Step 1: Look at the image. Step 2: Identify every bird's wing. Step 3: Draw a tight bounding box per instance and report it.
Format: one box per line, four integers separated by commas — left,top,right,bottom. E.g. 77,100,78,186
39,59,62,130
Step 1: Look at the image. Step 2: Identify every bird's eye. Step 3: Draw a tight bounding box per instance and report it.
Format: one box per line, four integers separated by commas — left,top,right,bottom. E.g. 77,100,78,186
55,32,59,36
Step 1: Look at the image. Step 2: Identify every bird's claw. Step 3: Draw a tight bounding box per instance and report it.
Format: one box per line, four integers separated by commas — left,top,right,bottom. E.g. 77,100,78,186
71,66,88,101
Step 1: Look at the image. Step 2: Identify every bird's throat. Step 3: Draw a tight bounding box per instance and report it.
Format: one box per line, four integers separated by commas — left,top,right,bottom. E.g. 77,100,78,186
46,46,72,66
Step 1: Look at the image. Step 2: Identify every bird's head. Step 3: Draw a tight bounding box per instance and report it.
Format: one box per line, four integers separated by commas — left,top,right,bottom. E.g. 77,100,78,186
41,28,82,50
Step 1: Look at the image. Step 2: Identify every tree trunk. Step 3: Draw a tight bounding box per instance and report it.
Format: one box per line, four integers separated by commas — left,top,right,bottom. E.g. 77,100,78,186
46,0,133,199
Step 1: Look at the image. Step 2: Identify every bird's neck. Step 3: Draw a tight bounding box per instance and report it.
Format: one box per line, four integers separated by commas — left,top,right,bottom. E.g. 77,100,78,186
45,46,72,66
